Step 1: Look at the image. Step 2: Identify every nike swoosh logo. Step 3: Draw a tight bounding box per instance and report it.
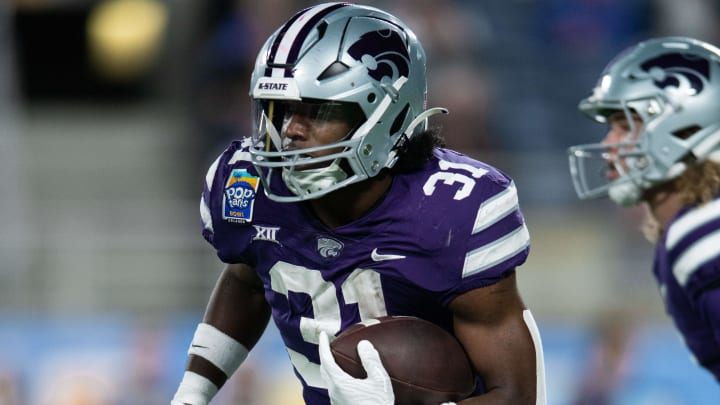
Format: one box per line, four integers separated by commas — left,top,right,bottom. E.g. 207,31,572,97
371,248,406,262
191,344,209,349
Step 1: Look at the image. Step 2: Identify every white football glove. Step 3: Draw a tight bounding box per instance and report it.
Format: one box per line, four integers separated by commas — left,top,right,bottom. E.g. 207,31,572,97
318,331,395,405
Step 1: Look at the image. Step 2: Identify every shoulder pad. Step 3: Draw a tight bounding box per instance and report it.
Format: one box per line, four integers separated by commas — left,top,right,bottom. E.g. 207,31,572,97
412,150,529,285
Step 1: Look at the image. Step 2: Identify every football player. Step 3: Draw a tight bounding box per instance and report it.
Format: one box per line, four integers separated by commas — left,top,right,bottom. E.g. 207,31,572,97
568,36,720,382
172,3,546,404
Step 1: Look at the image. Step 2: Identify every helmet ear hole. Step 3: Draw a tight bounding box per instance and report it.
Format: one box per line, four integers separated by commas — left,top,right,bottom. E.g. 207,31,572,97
390,103,410,136
367,93,376,103
318,61,350,80
671,125,701,140
316,21,328,38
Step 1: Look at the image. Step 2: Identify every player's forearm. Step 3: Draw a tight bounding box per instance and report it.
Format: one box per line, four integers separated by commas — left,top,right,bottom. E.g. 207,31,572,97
172,263,270,405
202,263,271,348
189,263,270,385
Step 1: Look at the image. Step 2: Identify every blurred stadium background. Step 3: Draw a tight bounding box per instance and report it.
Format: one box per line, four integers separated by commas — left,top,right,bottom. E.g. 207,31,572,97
2,0,720,404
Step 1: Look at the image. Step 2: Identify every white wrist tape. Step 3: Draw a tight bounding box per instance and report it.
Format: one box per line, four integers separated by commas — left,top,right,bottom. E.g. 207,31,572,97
171,371,218,405
188,323,249,377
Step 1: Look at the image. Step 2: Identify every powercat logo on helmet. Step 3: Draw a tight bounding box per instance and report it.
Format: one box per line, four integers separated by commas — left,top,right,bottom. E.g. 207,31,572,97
253,77,301,100
348,29,410,82
641,52,710,95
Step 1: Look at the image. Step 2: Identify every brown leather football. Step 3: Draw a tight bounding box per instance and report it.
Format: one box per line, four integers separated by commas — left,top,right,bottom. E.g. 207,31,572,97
329,316,475,404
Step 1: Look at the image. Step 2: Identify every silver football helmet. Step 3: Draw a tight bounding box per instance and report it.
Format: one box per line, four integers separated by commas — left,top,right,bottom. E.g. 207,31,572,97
568,36,720,206
248,2,446,202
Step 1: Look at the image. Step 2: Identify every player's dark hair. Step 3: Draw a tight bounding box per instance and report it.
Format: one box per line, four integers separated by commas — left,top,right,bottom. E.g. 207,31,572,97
390,127,446,174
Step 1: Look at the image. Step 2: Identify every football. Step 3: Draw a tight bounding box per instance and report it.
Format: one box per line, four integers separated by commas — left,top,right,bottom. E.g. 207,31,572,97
330,316,475,404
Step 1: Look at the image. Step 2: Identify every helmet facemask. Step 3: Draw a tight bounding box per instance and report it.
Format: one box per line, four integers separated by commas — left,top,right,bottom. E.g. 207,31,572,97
569,99,665,206
250,98,368,202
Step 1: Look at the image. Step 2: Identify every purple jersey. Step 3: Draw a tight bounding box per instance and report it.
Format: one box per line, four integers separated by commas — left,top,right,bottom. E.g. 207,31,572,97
654,196,720,381
200,138,531,404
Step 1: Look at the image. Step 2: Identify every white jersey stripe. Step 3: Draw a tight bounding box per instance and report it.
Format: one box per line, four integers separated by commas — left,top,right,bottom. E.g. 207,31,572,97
271,3,337,77
287,347,326,388
463,224,530,278
673,229,720,286
229,149,252,165
205,154,222,190
666,198,720,249
472,182,518,235
200,196,213,233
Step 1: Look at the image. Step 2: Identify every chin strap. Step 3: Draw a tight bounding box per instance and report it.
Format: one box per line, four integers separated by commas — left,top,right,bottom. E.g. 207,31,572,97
282,160,349,198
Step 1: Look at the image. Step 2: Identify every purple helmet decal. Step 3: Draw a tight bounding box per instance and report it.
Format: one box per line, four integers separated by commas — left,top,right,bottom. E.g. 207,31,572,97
348,29,410,82
640,52,711,94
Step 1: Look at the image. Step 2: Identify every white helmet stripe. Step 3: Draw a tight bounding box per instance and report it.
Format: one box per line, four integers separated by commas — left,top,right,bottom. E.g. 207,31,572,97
270,3,347,78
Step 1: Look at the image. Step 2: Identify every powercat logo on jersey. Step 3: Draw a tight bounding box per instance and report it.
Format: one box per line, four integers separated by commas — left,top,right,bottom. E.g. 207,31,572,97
222,169,259,223
317,236,343,259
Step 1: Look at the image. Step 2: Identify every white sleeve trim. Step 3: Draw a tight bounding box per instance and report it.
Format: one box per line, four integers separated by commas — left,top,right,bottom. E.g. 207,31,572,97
472,182,519,235
462,224,529,278
665,198,720,249
200,196,213,233
672,229,720,286
205,155,222,191
228,149,252,164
